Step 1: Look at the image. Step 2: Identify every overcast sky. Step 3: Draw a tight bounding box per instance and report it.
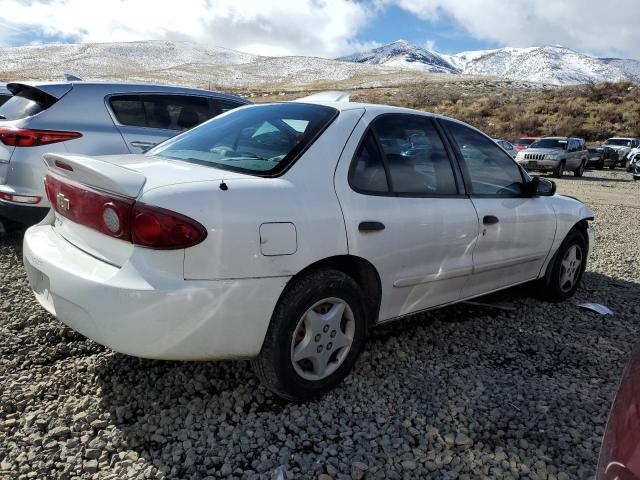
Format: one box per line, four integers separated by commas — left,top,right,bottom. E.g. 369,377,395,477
0,0,638,59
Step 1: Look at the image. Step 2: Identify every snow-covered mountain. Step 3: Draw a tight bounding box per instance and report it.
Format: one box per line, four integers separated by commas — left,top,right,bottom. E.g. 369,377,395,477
447,45,640,85
342,41,640,85
0,40,259,79
2,39,639,89
337,40,459,74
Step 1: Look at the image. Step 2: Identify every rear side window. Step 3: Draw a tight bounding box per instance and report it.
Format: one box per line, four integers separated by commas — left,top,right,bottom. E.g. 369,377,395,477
216,99,244,114
149,103,337,176
0,88,56,121
109,94,231,131
350,114,457,195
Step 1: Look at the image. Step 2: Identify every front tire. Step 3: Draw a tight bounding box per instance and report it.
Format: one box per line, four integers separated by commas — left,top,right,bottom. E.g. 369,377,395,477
538,229,587,302
553,161,565,178
252,269,367,401
596,160,604,170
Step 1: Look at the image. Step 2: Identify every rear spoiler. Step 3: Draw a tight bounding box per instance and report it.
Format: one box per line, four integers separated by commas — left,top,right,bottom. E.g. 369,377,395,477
7,82,72,104
43,153,146,198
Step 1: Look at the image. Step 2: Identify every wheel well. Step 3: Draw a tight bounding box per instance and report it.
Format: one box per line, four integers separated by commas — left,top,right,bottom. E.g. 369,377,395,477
573,219,590,245
286,255,382,328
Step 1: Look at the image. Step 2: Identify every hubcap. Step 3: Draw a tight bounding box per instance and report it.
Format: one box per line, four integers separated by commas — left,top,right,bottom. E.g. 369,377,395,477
290,297,355,381
559,244,583,292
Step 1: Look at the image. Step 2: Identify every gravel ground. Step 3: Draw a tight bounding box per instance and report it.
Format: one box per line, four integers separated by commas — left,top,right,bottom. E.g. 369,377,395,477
1,169,638,480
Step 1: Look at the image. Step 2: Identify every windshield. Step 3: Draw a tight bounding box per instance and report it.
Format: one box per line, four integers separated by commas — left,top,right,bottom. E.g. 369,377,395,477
529,138,567,149
604,138,631,147
514,138,536,146
149,103,337,175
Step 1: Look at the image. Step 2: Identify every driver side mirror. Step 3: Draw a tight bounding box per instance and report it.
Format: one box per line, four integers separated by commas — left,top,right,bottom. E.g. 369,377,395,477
527,176,556,196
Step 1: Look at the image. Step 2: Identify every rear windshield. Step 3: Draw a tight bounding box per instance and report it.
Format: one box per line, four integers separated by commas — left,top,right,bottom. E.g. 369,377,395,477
529,138,567,149
604,138,631,147
149,103,338,175
0,88,57,121
514,138,536,146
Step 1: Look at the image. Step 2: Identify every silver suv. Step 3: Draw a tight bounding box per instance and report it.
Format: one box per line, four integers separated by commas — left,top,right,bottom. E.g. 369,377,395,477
0,82,248,227
516,137,588,178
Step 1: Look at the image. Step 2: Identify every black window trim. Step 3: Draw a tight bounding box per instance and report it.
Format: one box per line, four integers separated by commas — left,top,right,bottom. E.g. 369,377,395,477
104,92,248,131
348,113,467,199
438,118,532,199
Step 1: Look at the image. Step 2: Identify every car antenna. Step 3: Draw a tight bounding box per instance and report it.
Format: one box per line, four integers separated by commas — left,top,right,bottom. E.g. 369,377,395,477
219,180,228,191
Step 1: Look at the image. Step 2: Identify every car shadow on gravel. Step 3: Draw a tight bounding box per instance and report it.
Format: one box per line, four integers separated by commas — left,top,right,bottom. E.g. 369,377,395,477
91,270,639,479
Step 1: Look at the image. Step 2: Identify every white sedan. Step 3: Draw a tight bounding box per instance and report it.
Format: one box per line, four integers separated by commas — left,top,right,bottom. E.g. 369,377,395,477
23,95,594,401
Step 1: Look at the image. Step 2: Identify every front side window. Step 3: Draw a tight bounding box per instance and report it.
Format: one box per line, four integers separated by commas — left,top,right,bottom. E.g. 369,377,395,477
149,103,337,175
445,121,525,195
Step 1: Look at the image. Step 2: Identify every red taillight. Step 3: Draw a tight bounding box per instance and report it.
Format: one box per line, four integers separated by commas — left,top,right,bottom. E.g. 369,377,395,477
0,127,82,147
45,173,207,250
45,173,133,239
132,204,207,249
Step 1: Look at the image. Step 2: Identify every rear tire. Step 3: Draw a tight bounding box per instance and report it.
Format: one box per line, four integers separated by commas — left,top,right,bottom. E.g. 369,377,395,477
0,218,24,234
573,160,586,177
596,160,604,170
553,161,565,178
252,269,367,402
538,229,587,302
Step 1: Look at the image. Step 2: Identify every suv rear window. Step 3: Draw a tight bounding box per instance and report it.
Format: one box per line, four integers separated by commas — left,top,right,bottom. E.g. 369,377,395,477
109,94,243,131
149,103,337,176
0,88,56,121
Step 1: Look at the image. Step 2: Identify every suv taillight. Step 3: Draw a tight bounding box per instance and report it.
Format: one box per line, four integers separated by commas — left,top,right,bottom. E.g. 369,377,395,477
44,174,207,250
0,127,82,147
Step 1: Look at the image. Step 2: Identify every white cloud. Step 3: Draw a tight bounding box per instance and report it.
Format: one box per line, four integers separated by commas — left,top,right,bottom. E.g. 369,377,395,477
387,0,640,59
0,0,373,57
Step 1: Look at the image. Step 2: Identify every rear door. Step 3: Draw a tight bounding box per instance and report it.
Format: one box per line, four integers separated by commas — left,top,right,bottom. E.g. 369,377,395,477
335,112,479,321
108,94,243,153
441,119,556,298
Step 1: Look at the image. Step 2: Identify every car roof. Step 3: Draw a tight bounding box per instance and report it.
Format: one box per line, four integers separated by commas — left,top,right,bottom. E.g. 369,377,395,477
608,137,633,140
9,81,247,103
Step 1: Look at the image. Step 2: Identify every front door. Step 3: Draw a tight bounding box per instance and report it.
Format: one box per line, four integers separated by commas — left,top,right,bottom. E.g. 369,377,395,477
441,120,557,298
334,112,479,321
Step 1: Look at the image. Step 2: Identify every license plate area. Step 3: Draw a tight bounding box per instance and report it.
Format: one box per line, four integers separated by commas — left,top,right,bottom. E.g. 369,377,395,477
527,161,538,167
25,258,54,308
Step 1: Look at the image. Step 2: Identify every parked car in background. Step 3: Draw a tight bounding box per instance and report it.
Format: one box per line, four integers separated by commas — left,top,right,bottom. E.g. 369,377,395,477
516,137,588,177
596,344,640,480
602,137,639,169
513,137,540,151
494,139,517,158
0,85,11,107
626,144,640,172
630,152,640,180
0,81,248,228
23,96,594,401
587,146,618,170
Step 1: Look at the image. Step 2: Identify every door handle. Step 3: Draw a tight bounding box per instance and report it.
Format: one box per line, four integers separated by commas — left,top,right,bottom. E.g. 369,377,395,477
130,141,157,151
359,221,385,232
483,215,499,225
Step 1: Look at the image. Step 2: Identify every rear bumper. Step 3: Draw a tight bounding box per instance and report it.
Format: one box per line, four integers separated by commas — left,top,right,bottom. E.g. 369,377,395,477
23,225,289,360
0,199,49,225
